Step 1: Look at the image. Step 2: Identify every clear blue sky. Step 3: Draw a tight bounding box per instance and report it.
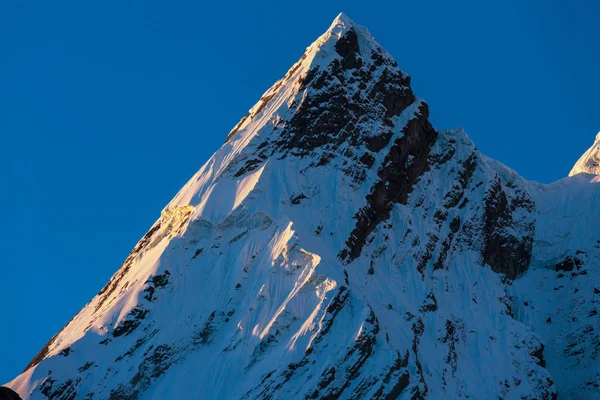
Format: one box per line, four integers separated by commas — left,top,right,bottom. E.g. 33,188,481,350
1,0,598,384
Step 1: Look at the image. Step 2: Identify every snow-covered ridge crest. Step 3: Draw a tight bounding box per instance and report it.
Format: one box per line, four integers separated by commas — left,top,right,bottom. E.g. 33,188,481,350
569,131,600,176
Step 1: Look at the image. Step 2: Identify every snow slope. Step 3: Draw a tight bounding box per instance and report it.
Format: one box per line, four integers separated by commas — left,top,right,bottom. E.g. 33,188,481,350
7,13,600,400
570,132,600,176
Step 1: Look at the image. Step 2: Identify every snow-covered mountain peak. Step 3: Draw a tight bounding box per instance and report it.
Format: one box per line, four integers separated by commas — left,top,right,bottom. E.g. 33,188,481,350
307,13,396,70
7,14,600,400
332,12,353,25
222,12,405,146
569,131,600,176
327,12,355,34
178,13,415,223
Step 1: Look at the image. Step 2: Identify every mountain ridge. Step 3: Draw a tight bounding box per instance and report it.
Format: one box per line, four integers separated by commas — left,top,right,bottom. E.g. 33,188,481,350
570,132,600,177
7,13,600,400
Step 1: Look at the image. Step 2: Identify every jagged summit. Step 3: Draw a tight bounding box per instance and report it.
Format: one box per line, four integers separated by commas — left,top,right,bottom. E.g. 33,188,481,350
332,12,353,25
7,14,600,400
311,12,380,59
569,132,600,176
327,12,355,33
224,12,404,142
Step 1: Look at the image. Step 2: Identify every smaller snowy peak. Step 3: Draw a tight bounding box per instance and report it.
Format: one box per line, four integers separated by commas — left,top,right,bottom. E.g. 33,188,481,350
569,132,600,176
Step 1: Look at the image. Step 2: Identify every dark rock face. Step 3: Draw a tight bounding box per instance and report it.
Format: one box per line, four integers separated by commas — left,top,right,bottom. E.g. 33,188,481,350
340,103,438,263
231,27,415,188
334,28,361,69
442,153,477,209
109,344,175,400
143,271,171,302
532,344,547,368
39,377,79,400
481,178,535,279
555,255,584,272
0,387,22,400
113,306,149,337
